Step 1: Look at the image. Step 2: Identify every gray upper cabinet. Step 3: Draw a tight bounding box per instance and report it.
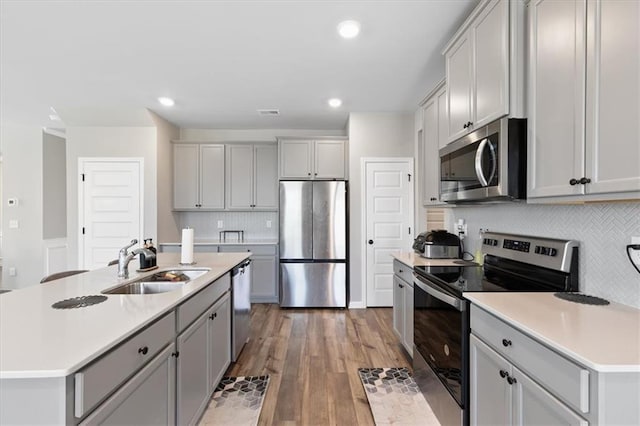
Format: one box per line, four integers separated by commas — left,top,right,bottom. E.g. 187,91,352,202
421,82,447,206
528,0,640,200
279,139,347,180
174,143,225,210
226,143,278,210
444,0,523,143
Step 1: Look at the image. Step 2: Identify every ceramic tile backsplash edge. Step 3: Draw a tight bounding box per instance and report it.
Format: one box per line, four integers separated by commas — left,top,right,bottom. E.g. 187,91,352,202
177,211,279,241
447,202,640,308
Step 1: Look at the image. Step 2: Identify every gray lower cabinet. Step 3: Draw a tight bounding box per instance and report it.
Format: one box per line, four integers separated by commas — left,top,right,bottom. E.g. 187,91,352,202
219,245,278,303
177,291,231,426
79,344,176,426
392,260,413,357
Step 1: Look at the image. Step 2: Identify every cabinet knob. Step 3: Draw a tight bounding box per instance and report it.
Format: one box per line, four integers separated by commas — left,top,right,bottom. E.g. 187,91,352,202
499,370,508,378
171,351,180,358
463,123,468,129
398,283,404,288
467,121,473,127
209,313,217,320
308,172,311,176
368,239,374,245
138,346,149,355
569,178,578,186
502,339,512,347
314,173,318,176
430,197,437,201
579,177,591,185
399,269,403,273
507,376,517,385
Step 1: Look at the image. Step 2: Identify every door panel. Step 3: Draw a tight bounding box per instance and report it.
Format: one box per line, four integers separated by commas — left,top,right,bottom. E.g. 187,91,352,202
312,181,346,260
226,144,253,209
279,181,313,259
280,140,312,179
177,313,209,426
200,145,225,209
254,144,278,209
174,144,199,209
447,35,473,141
279,262,346,307
314,140,346,179
81,160,141,270
365,161,413,307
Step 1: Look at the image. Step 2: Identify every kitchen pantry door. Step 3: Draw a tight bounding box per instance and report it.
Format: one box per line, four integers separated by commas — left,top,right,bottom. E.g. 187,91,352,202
364,158,414,307
79,158,143,270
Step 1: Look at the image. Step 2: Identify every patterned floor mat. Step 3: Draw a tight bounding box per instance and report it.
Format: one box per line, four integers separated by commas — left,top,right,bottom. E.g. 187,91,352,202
358,368,440,426
200,375,270,426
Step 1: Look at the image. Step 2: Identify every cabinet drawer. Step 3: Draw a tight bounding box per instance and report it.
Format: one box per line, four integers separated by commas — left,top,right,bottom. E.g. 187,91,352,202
471,305,590,414
219,245,277,255
177,273,230,332
393,260,413,286
74,312,175,418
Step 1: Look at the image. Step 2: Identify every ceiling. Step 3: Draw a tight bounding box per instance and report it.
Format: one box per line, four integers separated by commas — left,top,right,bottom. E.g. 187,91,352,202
0,0,477,130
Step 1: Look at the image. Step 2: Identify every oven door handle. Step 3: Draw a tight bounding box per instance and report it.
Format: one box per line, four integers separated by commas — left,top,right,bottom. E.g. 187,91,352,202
414,276,465,312
474,138,497,187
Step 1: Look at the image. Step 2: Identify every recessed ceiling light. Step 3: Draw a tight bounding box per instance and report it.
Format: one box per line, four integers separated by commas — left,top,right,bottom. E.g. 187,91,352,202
158,97,175,107
328,98,343,108
337,20,360,39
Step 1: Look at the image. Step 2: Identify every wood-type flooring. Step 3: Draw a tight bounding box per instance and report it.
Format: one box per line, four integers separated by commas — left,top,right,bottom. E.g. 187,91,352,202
220,304,411,425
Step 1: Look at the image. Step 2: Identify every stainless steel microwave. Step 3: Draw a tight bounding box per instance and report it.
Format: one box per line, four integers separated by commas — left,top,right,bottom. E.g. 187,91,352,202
439,117,527,203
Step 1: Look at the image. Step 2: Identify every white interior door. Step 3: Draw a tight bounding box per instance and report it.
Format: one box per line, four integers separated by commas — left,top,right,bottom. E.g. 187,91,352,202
80,159,143,270
365,159,414,307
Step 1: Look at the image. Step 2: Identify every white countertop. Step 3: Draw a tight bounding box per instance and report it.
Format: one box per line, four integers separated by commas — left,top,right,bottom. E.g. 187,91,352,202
465,292,640,372
391,251,477,268
160,239,278,246
0,252,249,379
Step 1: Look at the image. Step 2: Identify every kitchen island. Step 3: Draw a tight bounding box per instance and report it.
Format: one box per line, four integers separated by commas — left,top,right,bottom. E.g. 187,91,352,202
0,252,249,425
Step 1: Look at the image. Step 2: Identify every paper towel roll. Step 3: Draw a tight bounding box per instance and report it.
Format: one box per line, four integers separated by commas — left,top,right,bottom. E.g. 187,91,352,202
181,227,195,264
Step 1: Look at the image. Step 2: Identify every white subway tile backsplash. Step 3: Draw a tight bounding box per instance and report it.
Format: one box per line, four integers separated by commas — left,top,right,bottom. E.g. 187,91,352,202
448,202,640,308
178,211,279,241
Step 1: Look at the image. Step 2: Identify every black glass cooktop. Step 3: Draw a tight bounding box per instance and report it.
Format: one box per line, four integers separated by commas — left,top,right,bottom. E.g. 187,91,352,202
414,265,504,297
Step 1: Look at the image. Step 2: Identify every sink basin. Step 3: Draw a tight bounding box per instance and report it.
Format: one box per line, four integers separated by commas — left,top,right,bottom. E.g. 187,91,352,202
102,268,209,295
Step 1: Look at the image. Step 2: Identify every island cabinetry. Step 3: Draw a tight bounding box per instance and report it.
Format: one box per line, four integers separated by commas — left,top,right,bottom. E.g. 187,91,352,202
527,0,640,200
78,344,176,426
392,259,413,357
226,143,278,210
278,139,347,180
174,144,225,210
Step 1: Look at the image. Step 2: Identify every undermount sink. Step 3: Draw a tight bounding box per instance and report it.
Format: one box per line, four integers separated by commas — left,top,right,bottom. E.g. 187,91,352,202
102,268,209,295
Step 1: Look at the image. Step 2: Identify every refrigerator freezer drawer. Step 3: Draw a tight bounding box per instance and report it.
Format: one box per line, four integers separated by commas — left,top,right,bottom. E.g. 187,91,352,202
280,262,346,308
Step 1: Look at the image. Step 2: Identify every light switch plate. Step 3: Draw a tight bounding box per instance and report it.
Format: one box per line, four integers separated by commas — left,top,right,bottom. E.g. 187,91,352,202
266,220,272,228
9,220,18,229
8,267,16,277
217,220,224,229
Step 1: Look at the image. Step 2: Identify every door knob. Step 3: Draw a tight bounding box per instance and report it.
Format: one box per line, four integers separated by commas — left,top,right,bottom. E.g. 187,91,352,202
368,240,374,245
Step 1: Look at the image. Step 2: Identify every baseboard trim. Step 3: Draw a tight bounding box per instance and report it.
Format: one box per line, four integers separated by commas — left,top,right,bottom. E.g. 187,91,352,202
348,301,366,309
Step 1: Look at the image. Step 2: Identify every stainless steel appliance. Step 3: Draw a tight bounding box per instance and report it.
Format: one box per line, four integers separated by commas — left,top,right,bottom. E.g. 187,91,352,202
279,181,347,308
413,232,579,426
231,259,251,361
412,230,461,259
440,117,526,203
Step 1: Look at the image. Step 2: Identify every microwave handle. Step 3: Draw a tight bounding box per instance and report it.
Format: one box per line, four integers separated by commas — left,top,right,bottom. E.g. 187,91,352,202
474,138,497,187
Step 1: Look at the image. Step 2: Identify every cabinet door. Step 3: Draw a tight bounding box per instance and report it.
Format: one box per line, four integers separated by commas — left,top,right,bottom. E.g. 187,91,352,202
437,86,449,150
470,334,512,426
251,255,277,302
280,140,313,179
314,140,346,179
174,144,200,209
446,33,473,141
585,0,640,195
254,144,278,209
473,0,509,128
208,294,231,391
403,282,414,357
422,97,441,206
79,344,176,426
200,144,225,209
177,313,210,426
392,275,405,340
512,366,588,426
528,0,586,198
226,144,254,209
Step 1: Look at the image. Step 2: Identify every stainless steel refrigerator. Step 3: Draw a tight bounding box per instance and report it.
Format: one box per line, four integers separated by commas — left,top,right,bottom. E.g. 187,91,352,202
279,181,347,308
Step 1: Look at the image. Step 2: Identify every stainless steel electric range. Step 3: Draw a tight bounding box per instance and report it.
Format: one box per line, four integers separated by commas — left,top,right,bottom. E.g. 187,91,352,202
412,232,579,426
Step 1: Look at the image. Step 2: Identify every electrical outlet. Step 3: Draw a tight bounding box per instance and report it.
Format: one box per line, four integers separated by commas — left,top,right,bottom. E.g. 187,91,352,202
9,219,18,229
266,220,272,228
8,267,16,277
217,220,224,229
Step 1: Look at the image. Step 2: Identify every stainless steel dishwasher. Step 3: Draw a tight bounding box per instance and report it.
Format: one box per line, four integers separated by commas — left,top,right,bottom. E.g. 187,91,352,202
231,259,251,361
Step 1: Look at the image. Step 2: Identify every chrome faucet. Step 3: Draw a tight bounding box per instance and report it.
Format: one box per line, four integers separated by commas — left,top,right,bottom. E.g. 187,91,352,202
117,239,156,278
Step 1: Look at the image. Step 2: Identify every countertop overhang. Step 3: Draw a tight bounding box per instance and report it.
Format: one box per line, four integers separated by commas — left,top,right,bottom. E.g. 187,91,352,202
0,252,249,379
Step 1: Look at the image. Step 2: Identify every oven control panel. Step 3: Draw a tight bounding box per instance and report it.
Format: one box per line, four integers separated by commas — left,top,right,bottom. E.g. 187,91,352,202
534,246,558,256
483,238,499,246
503,239,531,252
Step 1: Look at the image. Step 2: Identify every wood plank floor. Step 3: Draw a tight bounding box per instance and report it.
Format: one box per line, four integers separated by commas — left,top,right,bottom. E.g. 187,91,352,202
221,304,411,425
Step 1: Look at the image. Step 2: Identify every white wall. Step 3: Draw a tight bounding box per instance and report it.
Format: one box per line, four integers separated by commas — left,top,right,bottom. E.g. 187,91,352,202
447,202,640,308
65,126,157,268
150,112,181,244
179,128,346,142
347,113,415,307
1,125,44,288
42,131,67,239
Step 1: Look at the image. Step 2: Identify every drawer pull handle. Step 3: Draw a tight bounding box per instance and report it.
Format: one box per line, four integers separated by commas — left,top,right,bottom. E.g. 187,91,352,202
502,339,512,347
399,269,403,273
171,351,180,358
507,376,517,385
399,284,404,289
138,346,149,355
499,370,508,378
209,312,218,320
